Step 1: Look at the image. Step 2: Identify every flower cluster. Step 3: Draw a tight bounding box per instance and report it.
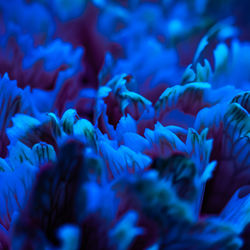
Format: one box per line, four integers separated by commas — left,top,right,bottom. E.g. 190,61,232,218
0,0,249,249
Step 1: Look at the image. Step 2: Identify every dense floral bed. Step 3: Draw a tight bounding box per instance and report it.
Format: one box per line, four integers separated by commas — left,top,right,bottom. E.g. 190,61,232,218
0,0,249,249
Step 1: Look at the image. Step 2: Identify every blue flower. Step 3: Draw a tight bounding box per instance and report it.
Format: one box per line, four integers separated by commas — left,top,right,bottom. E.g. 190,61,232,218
0,0,249,249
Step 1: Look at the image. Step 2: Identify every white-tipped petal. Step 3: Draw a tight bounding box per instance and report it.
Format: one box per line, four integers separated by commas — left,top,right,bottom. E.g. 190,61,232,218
61,109,79,135
32,142,56,166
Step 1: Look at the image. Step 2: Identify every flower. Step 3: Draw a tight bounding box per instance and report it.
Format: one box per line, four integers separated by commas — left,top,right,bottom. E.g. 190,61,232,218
0,0,250,249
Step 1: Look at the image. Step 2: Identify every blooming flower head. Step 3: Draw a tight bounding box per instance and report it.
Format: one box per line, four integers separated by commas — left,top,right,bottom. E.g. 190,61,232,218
0,0,250,249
